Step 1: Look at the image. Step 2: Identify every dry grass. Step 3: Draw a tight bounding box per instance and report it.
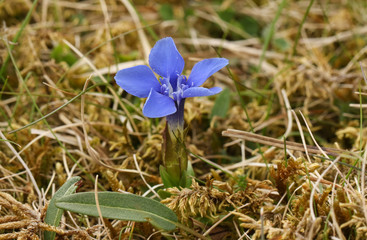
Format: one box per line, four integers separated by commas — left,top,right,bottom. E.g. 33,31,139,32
1,0,367,239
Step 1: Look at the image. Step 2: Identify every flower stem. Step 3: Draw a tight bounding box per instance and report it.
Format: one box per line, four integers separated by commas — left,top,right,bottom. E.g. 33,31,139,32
162,100,188,187
166,99,185,135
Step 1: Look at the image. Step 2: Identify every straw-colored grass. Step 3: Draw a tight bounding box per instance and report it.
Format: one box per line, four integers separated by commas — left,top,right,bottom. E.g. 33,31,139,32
1,0,367,239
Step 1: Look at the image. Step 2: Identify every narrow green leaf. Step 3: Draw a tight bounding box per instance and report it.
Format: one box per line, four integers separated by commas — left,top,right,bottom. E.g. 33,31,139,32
56,192,178,231
157,189,172,200
185,161,194,188
44,176,81,240
210,88,231,119
179,170,188,188
159,165,176,188
186,161,195,178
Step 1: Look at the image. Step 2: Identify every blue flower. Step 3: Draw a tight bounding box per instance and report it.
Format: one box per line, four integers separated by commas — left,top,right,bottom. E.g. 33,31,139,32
114,37,228,118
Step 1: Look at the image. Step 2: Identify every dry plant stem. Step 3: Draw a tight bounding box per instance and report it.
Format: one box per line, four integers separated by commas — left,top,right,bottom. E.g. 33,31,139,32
81,77,104,163
296,109,355,189
342,45,367,74
79,60,145,78
272,182,295,213
174,222,210,240
98,0,116,128
0,130,42,207
330,174,345,240
0,169,27,184
142,183,164,197
0,216,21,224
73,149,152,177
299,111,329,159
99,0,111,27
222,129,344,157
43,172,56,198
309,156,341,221
119,0,151,61
0,232,22,240
282,184,303,221
177,38,284,59
0,220,31,230
222,89,292,172
132,154,160,199
10,122,111,160
42,77,67,97
203,204,248,237
301,25,367,48
0,192,38,219
192,153,234,177
308,176,342,188
291,110,316,165
350,103,367,108
147,230,163,240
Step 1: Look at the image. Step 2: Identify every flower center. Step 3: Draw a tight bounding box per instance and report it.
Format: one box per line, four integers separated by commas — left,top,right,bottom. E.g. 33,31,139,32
160,75,189,103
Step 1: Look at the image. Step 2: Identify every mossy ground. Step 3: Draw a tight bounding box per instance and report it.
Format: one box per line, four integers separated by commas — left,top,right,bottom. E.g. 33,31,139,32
1,0,367,239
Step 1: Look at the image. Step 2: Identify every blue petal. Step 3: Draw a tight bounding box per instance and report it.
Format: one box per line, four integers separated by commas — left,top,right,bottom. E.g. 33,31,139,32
182,87,222,98
115,65,160,98
149,37,184,83
143,89,177,118
187,58,228,87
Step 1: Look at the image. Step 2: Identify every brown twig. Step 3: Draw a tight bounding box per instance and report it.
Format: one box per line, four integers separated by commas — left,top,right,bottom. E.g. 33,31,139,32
222,129,348,157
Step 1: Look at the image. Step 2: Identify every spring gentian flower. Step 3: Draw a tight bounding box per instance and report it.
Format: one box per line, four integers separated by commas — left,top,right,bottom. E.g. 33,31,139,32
115,37,228,129
115,37,228,187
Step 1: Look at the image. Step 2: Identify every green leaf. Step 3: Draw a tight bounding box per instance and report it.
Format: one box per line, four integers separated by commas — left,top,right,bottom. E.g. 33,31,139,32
159,165,176,188
238,15,260,36
273,38,290,51
218,8,235,22
210,88,231,119
179,170,188,188
118,50,138,62
186,161,195,178
51,43,78,66
44,176,81,240
56,192,178,231
185,161,194,188
184,7,194,20
159,4,174,20
157,189,172,199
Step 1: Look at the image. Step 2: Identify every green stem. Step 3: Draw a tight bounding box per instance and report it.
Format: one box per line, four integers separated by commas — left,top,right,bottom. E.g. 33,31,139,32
292,0,315,57
162,100,188,187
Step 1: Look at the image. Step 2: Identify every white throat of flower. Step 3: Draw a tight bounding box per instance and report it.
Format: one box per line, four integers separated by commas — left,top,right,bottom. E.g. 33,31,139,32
160,75,190,104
